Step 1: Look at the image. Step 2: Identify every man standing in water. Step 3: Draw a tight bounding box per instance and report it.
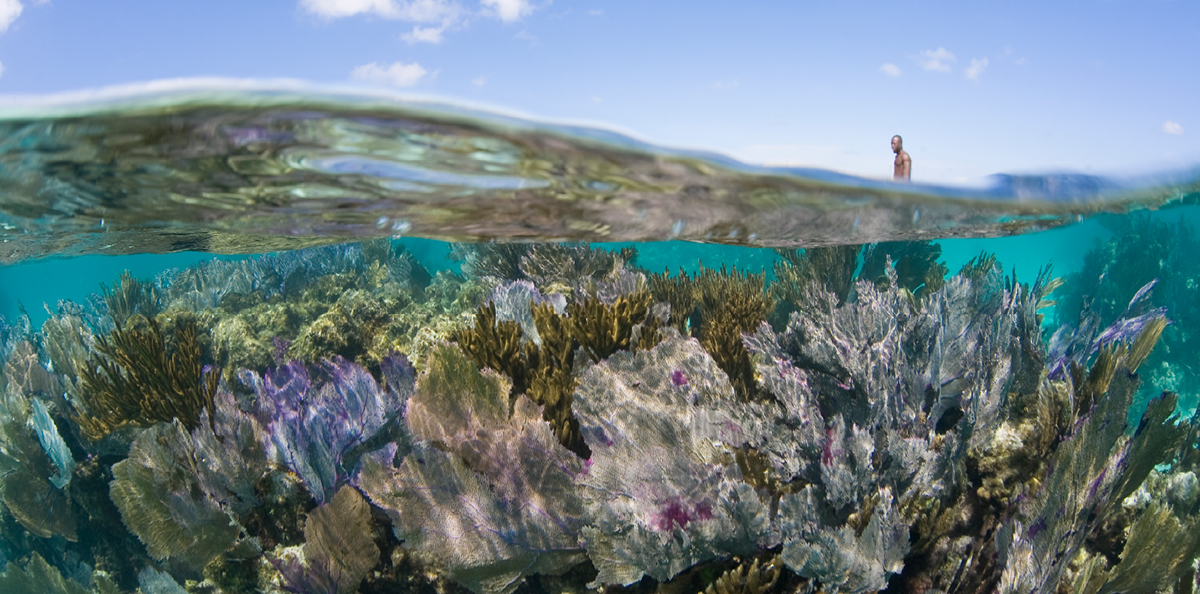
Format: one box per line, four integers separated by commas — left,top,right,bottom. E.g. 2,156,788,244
892,135,911,180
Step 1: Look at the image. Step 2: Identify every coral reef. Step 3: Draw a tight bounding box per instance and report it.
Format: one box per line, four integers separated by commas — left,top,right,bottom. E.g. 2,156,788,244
100,271,162,330
647,267,699,332
860,241,948,299
108,387,268,567
451,242,636,298
3,238,1200,594
694,265,772,401
773,245,860,307
573,332,776,585
701,555,782,594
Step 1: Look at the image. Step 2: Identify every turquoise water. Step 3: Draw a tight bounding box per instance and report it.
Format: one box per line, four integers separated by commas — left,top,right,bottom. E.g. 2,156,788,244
2,88,1200,594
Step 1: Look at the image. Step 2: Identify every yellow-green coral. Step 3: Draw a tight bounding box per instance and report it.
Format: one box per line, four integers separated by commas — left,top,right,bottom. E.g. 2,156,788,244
76,316,218,440
452,290,660,455
569,290,657,363
695,265,773,401
101,270,161,328
773,245,860,307
700,556,781,594
649,268,699,332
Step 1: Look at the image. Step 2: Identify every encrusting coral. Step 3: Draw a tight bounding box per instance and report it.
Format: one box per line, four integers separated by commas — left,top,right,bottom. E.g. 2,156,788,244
75,315,219,440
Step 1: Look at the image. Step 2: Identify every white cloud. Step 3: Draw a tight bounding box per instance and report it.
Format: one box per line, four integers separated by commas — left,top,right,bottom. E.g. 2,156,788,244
590,95,602,104
0,0,23,34
401,25,444,43
481,0,534,22
588,9,602,15
1163,121,1184,135
300,0,460,23
880,63,902,77
919,47,956,72
471,75,486,86
351,61,429,86
965,57,988,81
712,79,739,90
0,61,5,79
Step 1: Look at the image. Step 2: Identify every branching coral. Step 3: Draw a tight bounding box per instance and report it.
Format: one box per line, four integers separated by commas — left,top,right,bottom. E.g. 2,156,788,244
860,241,948,299
453,287,659,454
569,289,658,362
1054,214,1200,414
740,261,1055,592
451,242,635,297
700,555,782,594
75,316,219,440
648,267,699,332
773,245,861,307
694,265,773,401
101,271,162,329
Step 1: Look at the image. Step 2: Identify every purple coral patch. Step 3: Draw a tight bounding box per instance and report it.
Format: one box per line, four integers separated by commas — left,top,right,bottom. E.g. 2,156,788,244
1028,518,1048,539
670,370,687,386
653,499,714,531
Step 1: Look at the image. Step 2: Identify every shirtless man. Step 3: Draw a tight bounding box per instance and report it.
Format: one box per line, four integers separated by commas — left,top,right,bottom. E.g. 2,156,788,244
891,135,911,180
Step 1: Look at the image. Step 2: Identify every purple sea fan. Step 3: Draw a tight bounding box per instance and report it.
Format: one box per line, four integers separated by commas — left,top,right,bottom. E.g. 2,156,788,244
355,343,586,594
240,353,413,503
572,331,777,586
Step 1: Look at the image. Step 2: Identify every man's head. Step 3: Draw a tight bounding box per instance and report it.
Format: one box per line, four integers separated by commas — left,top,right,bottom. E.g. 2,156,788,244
891,135,903,152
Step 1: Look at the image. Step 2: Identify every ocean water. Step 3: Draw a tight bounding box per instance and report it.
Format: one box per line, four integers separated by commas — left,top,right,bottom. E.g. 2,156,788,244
1,86,1200,594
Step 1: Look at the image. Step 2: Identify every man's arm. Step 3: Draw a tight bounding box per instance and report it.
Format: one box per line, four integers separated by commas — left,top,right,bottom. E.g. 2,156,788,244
900,153,912,179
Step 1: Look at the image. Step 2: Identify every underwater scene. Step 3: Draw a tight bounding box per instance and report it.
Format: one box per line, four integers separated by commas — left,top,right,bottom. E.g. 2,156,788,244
1,89,1200,594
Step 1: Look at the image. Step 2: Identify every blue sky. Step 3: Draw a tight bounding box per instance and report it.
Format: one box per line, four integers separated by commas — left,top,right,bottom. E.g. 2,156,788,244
0,0,1196,184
